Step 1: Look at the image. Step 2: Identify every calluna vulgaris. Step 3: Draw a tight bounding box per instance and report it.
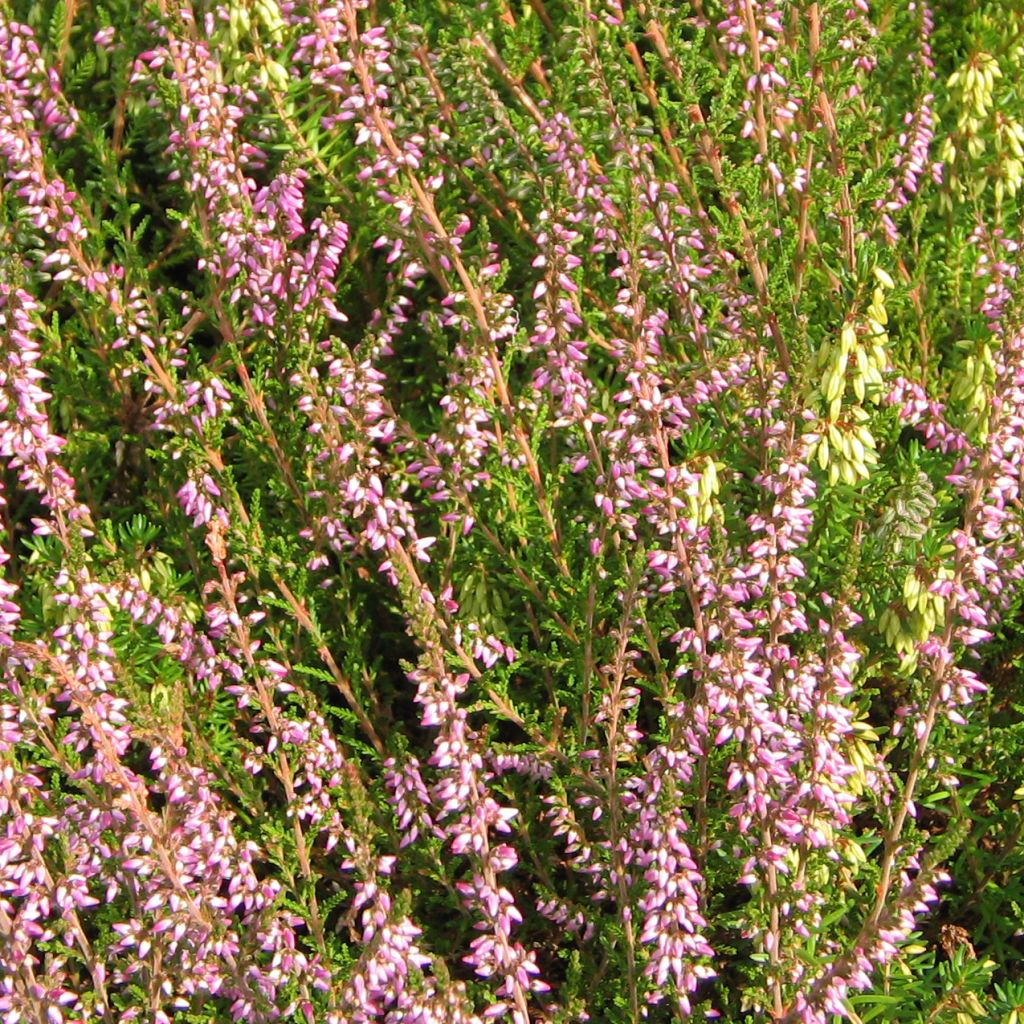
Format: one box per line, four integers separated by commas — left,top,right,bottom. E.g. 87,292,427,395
2,0,1024,1021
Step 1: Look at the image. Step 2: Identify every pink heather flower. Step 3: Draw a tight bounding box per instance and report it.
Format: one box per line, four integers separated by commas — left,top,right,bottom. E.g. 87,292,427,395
135,28,349,337
528,113,602,424
0,23,168,363
93,25,116,49
0,287,89,532
178,470,230,527
409,664,546,1018
3,568,310,1022
626,747,715,1009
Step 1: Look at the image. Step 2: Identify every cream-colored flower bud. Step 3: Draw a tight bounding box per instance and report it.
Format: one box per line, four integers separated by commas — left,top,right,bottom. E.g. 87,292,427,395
261,58,290,91
848,433,866,465
873,267,895,290
903,572,921,612
228,3,250,43
255,0,286,41
816,434,830,470
1004,121,1024,158
823,364,845,404
840,323,857,354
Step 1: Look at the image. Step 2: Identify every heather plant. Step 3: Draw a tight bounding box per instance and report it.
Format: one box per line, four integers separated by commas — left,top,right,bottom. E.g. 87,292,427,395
3,0,1024,1021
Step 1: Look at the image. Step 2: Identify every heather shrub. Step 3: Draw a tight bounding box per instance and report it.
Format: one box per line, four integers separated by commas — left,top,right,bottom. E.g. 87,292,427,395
3,0,1024,1021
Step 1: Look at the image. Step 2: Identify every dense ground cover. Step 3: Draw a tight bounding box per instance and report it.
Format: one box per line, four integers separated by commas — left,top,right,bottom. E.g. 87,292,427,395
2,0,1024,1020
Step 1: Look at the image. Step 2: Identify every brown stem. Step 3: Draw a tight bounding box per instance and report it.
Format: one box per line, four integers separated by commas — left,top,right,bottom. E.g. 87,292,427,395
808,4,856,275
